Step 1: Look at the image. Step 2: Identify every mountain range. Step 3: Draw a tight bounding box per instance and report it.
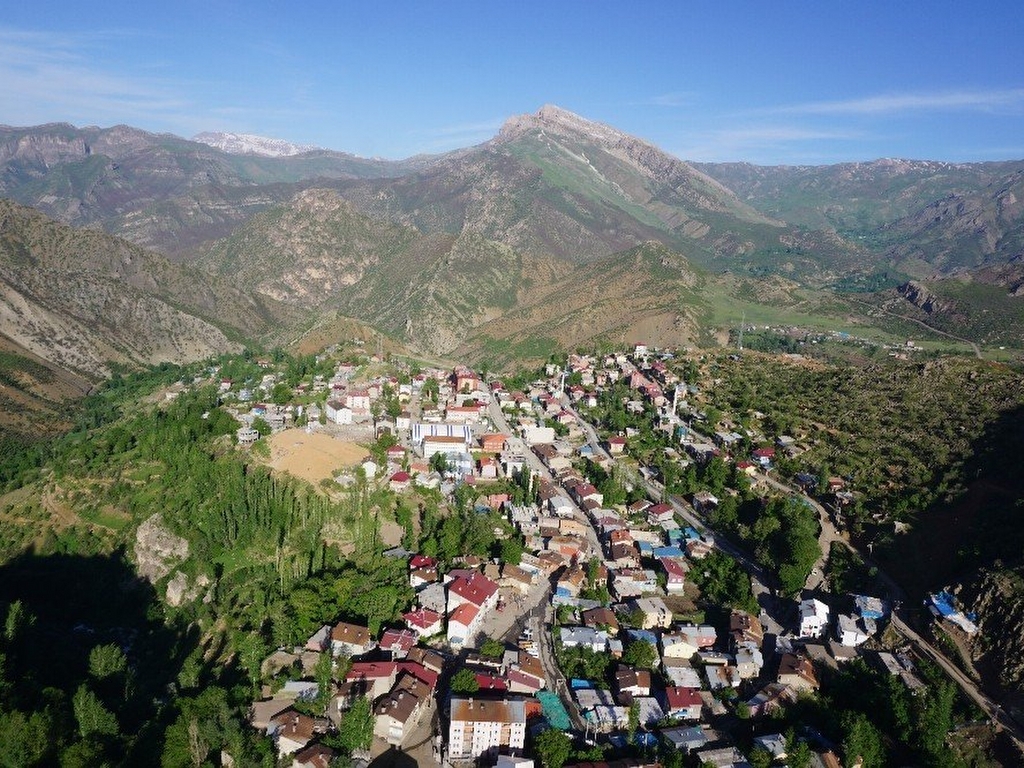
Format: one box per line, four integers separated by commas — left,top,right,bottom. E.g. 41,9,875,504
2,105,1023,423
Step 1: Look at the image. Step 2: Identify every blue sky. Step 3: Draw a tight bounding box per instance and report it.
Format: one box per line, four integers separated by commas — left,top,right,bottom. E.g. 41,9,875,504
2,1,1022,164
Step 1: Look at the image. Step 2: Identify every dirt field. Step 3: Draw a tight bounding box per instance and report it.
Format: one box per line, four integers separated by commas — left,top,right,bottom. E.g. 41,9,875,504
267,429,369,485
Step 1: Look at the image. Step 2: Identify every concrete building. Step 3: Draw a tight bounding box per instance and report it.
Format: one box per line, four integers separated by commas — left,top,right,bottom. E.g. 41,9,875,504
448,697,527,762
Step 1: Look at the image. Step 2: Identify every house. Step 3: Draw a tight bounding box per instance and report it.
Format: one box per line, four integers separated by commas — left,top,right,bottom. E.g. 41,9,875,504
632,696,666,727
423,434,471,458
292,743,335,768
447,603,481,646
559,627,610,653
448,697,527,761
250,698,293,732
374,674,430,745
556,566,587,598
661,725,709,753
686,538,713,559
661,558,687,593
746,682,798,718
410,566,439,589
608,541,640,569
403,607,443,637
389,471,412,492
500,565,534,595
330,621,374,657
646,502,675,525
678,623,717,650
734,644,764,679
480,432,508,453
777,653,820,692
572,483,604,507
752,733,788,762
495,756,535,768
325,400,353,425
662,657,703,688
661,631,699,660
663,686,703,720
305,624,331,652
607,436,627,455
269,710,323,756
835,613,872,646
346,661,398,699
798,598,830,639
627,597,673,629
729,610,764,649
696,746,749,768
581,607,620,633
446,571,500,614
379,628,418,658
406,647,445,677
615,667,652,701
506,653,545,694
476,456,498,479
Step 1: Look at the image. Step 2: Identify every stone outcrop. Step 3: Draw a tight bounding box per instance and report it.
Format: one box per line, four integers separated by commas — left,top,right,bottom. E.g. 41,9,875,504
134,514,189,584
896,280,948,314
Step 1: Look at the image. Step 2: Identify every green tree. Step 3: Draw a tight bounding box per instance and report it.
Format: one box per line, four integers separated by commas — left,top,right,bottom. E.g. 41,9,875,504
73,684,119,738
335,696,374,753
429,452,451,475
0,709,56,766
237,633,266,694
422,377,439,403
500,536,524,565
748,748,773,768
271,383,292,405
535,728,572,768
627,700,640,743
841,711,885,768
622,640,657,670
315,652,335,713
451,668,480,694
251,417,271,436
88,643,128,680
480,638,505,660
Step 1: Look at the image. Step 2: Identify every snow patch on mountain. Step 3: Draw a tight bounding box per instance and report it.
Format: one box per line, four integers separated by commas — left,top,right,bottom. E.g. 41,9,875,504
192,131,323,157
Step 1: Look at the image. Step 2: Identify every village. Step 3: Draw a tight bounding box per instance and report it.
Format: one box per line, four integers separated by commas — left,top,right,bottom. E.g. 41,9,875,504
213,347,977,768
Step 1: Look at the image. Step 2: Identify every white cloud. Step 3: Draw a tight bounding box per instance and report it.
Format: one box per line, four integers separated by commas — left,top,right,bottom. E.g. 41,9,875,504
0,27,189,128
671,124,865,163
410,118,505,152
777,88,1024,116
644,91,694,108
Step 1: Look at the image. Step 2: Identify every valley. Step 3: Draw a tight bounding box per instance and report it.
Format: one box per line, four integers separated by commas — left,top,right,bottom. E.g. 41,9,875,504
0,104,1023,767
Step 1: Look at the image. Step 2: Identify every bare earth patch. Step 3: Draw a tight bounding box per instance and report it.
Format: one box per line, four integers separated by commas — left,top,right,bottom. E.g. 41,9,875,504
266,429,369,485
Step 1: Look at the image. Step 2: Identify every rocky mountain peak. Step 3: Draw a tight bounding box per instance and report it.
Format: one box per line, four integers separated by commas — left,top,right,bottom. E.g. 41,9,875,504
498,104,631,146
192,131,322,157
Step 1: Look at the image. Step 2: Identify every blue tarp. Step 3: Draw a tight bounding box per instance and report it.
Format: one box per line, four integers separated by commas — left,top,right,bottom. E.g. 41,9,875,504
930,591,957,617
537,691,571,731
570,679,594,689
653,546,685,558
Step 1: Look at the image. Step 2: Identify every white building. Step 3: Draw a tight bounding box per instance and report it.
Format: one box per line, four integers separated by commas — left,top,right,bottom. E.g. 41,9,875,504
835,613,871,647
325,400,353,425
798,598,830,638
448,698,526,761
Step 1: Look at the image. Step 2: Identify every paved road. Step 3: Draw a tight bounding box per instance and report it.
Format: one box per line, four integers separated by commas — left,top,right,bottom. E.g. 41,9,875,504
847,296,982,359
488,398,601,557
891,614,1024,746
